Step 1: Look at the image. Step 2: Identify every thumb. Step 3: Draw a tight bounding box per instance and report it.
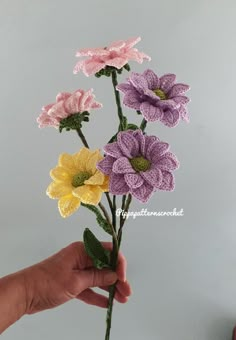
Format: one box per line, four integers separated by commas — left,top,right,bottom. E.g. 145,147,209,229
78,268,117,290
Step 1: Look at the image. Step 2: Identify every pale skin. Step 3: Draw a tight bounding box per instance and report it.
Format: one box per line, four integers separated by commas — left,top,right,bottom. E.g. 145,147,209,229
0,242,132,334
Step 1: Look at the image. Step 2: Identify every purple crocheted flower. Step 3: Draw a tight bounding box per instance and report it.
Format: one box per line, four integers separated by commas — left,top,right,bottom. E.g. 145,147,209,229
117,69,190,127
97,130,179,203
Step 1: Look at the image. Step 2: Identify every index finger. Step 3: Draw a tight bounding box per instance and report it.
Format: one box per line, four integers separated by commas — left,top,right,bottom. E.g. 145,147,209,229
70,241,127,282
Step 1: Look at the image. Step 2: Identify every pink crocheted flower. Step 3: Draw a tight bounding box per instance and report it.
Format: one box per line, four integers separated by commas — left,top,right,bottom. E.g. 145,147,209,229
117,69,190,127
97,130,179,203
73,37,151,77
37,89,102,128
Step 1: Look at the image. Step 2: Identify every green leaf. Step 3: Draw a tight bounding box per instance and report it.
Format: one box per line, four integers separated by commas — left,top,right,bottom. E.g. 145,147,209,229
124,63,131,72
127,123,139,131
81,203,112,235
59,111,90,133
83,228,111,269
107,132,118,144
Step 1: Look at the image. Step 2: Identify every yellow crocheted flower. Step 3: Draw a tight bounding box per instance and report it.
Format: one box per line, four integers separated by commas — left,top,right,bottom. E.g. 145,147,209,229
47,148,109,218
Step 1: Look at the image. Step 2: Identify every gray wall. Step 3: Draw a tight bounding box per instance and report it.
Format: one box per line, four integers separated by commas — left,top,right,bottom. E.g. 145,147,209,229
0,1,236,339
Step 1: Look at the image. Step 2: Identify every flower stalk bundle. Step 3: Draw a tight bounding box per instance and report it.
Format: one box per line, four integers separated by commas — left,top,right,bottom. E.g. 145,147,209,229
37,37,190,339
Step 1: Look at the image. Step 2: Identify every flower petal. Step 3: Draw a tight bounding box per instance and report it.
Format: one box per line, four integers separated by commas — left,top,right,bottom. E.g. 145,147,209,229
125,49,151,63
147,141,170,160
172,96,190,105
124,37,141,49
76,47,107,57
159,171,175,191
59,153,77,173
73,185,102,205
50,166,71,183
109,173,129,195
131,182,154,203
104,142,123,158
48,101,68,119
73,148,91,171
85,171,105,185
154,152,180,171
124,173,144,189
116,82,133,94
123,90,141,110
86,150,102,174
108,40,126,51
82,59,106,77
179,105,190,122
106,56,127,69
142,69,159,89
140,168,163,188
64,91,82,113
160,109,180,127
56,92,71,102
99,176,109,192
144,135,159,157
160,74,176,92
132,129,145,155
96,155,115,175
129,73,148,93
168,83,190,97
140,102,162,122
47,182,72,199
58,194,81,218
112,157,135,174
117,131,139,158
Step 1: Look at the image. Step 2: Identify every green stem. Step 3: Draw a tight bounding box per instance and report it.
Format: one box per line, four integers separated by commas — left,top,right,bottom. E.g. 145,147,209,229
76,128,89,148
98,202,113,229
105,193,133,339
105,217,119,340
111,70,125,131
105,192,113,216
140,118,147,132
118,194,132,245
112,195,117,232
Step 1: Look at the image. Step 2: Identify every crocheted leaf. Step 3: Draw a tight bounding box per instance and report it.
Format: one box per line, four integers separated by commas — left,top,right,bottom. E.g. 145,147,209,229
83,228,111,269
59,111,90,132
127,123,139,130
81,203,112,235
108,132,118,144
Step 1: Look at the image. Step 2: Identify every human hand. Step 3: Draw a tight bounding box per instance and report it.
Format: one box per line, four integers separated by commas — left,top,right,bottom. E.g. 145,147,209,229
22,242,131,314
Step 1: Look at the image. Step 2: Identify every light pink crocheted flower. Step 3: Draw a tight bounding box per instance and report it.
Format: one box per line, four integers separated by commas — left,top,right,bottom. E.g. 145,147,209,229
73,37,151,77
37,89,102,128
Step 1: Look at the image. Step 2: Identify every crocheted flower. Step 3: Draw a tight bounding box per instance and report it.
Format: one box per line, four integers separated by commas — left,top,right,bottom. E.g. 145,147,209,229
47,148,109,218
37,89,102,128
73,37,151,77
117,69,190,127
97,130,179,203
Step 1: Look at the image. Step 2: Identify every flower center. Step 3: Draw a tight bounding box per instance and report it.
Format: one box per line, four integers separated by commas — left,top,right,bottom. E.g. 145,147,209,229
72,171,91,187
153,88,167,100
130,156,151,172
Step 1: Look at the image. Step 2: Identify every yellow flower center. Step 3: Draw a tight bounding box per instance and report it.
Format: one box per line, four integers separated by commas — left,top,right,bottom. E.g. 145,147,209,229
153,88,167,100
72,171,91,187
130,156,151,172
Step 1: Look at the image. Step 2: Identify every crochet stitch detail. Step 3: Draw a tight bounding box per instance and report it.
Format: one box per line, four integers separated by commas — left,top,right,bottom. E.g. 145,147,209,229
72,172,91,187
130,156,151,172
153,88,167,100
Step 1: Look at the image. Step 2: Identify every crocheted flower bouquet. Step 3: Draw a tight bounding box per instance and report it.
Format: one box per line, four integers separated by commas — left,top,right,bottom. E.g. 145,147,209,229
37,37,190,339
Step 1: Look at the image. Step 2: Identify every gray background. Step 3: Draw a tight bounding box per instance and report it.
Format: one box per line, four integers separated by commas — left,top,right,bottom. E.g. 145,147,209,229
0,0,236,339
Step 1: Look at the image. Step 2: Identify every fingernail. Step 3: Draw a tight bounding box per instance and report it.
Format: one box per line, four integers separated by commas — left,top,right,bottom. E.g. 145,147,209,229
105,271,117,284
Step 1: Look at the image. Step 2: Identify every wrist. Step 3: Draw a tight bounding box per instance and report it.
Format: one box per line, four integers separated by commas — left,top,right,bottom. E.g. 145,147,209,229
0,271,27,333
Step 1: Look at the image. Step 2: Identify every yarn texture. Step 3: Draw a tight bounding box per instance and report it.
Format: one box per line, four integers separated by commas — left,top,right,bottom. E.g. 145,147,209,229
73,37,151,77
37,89,102,128
117,69,190,127
97,129,179,203
47,148,109,217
